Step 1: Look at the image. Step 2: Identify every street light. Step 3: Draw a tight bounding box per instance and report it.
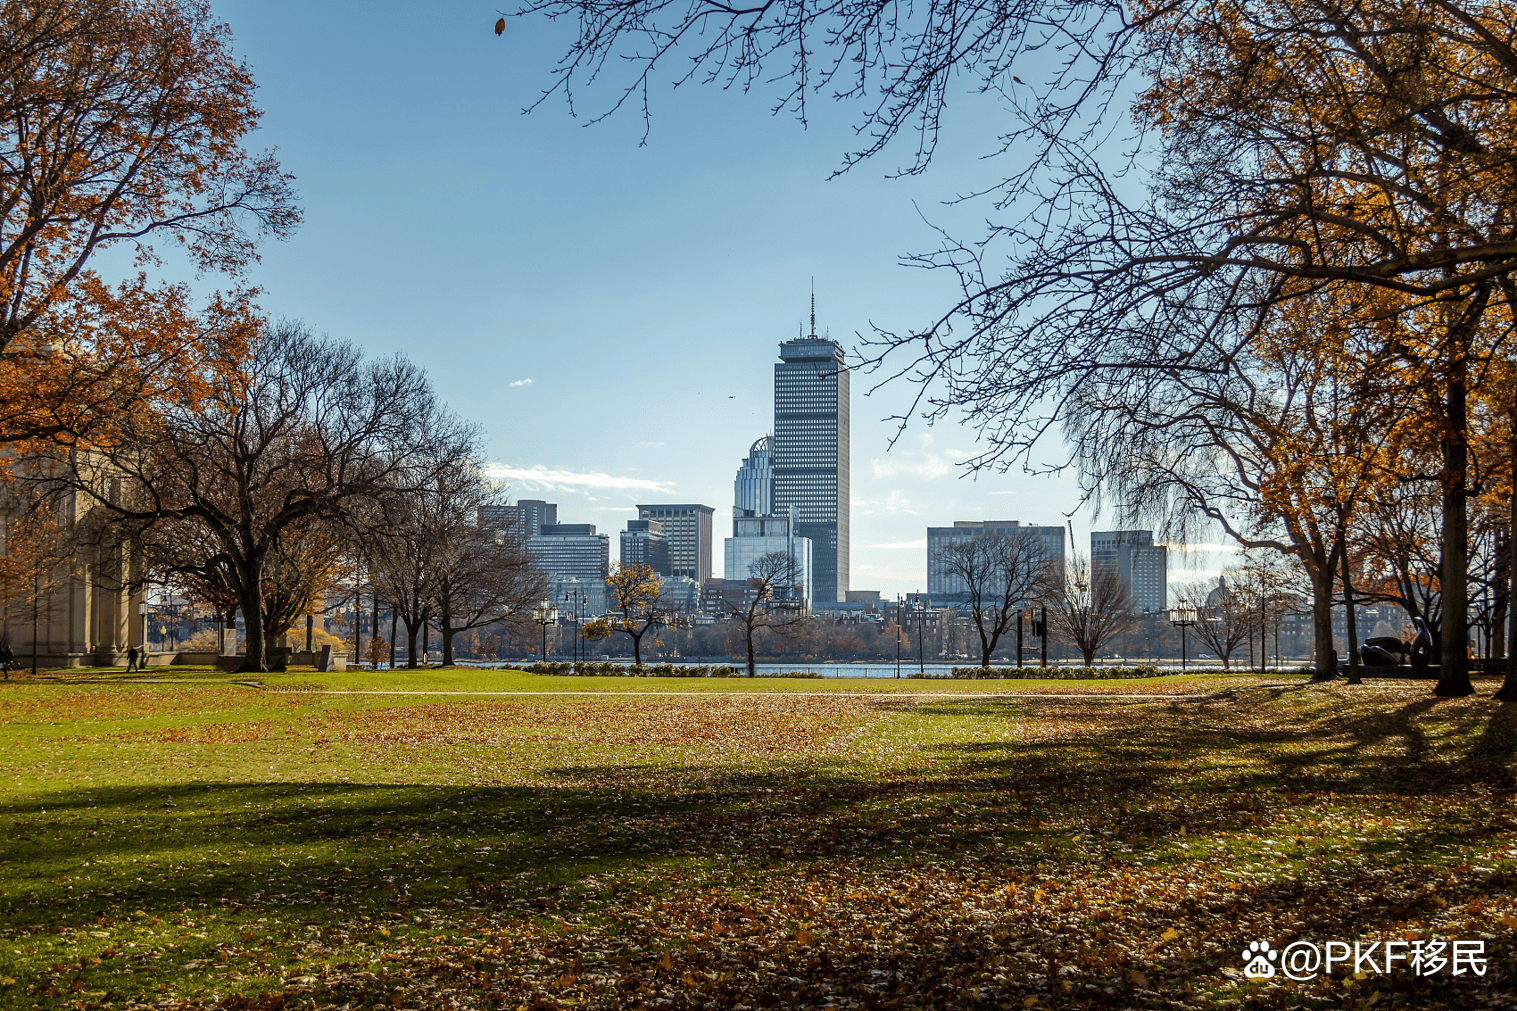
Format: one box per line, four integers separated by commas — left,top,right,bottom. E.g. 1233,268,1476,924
563,589,585,664
531,598,558,660
916,590,925,675
895,607,902,680
1170,606,1197,673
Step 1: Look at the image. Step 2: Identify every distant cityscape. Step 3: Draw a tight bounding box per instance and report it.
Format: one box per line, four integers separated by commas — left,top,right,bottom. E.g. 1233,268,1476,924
479,311,1183,627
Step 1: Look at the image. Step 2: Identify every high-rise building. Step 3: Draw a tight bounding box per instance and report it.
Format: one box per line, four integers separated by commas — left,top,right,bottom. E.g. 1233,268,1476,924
773,308,849,603
635,504,714,582
734,435,775,517
620,519,670,575
724,507,813,605
528,523,610,584
926,520,1066,604
1091,530,1168,613
479,500,557,541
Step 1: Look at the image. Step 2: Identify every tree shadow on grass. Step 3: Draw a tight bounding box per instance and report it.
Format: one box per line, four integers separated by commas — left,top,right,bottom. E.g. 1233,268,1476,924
8,690,1517,1009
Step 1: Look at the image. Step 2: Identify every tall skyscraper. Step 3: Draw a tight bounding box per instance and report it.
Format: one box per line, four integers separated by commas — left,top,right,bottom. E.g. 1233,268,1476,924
773,304,849,603
635,504,714,582
1091,530,1168,613
734,435,775,517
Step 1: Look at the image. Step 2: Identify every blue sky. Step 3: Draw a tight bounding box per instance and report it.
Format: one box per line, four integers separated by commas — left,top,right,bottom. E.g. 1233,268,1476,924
193,0,1220,596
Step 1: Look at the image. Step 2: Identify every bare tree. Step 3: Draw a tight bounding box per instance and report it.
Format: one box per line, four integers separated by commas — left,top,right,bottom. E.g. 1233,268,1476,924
1173,577,1251,671
426,483,548,667
1047,553,1138,666
720,551,809,677
932,528,1052,668
68,320,474,672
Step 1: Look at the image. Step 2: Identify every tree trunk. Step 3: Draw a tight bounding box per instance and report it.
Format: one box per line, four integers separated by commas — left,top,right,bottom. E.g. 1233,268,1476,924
404,618,421,669
439,598,455,666
1436,347,1475,697
1308,560,1336,681
746,624,757,677
234,557,267,674
1343,537,1361,685
1496,426,1517,700
389,611,398,669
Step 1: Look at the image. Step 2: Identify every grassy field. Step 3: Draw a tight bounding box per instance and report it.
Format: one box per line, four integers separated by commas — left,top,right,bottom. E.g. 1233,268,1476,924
1,667,1514,1010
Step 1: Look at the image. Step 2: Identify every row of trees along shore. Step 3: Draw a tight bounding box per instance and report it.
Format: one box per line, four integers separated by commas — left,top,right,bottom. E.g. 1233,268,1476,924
0,1,545,671
514,0,1517,695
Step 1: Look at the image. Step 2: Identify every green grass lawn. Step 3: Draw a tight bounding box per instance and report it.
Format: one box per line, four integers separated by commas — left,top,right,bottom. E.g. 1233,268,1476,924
1,669,1513,1009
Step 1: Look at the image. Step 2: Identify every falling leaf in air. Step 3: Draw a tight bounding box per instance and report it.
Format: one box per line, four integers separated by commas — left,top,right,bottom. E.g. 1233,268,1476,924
495,17,506,35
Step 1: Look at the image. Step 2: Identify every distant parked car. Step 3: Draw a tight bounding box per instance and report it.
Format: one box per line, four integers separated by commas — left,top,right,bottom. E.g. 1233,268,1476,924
1197,653,1214,659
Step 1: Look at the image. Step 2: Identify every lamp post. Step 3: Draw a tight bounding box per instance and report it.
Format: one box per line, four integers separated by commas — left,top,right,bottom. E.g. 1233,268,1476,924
895,617,902,679
563,589,584,664
916,590,925,674
531,598,557,660
1170,606,1197,673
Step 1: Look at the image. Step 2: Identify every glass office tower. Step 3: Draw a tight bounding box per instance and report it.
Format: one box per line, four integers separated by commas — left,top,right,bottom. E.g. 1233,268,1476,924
773,334,849,603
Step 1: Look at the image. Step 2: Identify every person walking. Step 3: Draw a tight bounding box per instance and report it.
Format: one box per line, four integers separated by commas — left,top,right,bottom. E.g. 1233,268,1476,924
126,645,140,673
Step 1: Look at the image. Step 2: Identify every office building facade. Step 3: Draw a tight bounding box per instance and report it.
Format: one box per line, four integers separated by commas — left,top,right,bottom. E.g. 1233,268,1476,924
620,519,671,575
1091,530,1168,613
479,500,557,541
926,520,1066,603
635,504,714,583
528,523,610,584
723,509,813,606
551,577,607,622
773,333,849,602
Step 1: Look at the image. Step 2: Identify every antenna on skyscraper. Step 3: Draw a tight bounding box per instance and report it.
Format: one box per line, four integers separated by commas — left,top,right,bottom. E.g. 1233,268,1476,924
809,278,816,338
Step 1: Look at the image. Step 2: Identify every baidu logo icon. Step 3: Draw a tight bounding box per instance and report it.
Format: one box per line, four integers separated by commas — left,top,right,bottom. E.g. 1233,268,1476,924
1241,941,1278,979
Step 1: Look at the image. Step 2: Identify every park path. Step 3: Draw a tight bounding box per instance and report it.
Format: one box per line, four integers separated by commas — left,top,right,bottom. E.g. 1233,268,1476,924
251,687,1216,700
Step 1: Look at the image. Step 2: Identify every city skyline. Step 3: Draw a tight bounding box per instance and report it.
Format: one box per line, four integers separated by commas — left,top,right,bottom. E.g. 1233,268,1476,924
182,1,1231,599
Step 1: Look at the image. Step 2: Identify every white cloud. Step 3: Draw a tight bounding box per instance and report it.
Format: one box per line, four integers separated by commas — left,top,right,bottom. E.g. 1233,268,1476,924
852,491,921,517
509,378,534,387
485,463,674,494
870,539,927,550
635,441,666,449
868,433,970,482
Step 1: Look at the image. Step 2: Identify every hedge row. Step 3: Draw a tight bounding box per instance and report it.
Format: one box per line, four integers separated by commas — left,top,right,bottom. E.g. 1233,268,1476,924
518,661,734,677
517,661,824,679
912,665,1169,680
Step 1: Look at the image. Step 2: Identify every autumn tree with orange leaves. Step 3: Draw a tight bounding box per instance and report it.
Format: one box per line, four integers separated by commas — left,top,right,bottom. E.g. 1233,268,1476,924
0,0,297,455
